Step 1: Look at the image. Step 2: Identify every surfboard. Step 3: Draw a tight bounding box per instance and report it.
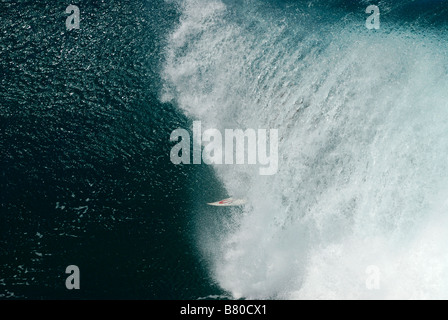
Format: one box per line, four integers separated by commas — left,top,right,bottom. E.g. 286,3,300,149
207,198,247,207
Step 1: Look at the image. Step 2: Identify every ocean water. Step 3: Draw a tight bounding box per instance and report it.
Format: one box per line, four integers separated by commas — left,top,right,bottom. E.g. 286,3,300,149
1,0,223,299
2,0,448,300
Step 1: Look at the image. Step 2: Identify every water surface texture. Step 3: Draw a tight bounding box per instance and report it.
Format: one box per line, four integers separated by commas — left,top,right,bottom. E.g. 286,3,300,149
2,0,448,299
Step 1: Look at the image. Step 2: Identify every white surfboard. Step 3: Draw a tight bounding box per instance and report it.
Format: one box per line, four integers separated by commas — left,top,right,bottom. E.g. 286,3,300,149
207,198,247,207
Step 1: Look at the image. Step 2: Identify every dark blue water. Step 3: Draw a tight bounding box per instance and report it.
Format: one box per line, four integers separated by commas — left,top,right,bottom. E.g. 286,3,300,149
1,0,227,299
2,0,448,299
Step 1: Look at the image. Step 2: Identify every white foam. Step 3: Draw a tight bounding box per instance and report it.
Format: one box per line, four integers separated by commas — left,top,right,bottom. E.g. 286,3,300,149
162,0,448,299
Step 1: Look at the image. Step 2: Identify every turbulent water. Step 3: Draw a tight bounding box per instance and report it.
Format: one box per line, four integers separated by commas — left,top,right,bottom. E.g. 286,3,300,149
2,0,448,300
161,0,448,299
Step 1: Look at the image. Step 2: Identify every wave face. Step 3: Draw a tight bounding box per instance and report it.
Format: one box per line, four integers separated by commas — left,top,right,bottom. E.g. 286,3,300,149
161,0,448,299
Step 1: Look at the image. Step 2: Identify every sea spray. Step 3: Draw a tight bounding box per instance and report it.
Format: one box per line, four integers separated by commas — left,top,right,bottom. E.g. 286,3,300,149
162,0,448,299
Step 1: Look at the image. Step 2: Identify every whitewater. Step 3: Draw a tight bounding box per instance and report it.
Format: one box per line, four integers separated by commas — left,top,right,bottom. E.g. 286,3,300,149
160,0,448,299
